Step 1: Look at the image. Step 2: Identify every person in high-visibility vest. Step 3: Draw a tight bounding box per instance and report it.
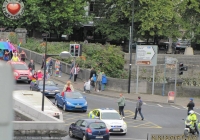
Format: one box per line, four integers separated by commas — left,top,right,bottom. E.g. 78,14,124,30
188,110,199,135
88,110,100,119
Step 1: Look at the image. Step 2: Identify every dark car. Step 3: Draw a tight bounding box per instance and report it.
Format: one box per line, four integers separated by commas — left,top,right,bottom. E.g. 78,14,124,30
69,119,110,140
30,80,60,96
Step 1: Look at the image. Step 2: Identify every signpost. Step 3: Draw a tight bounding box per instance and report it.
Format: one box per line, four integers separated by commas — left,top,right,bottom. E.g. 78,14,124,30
135,45,158,95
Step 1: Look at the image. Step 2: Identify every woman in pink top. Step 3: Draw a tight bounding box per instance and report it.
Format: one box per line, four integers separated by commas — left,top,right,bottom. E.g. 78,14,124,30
37,70,43,80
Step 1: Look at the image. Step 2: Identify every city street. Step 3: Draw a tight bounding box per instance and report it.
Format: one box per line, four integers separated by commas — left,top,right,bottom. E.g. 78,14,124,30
15,81,200,140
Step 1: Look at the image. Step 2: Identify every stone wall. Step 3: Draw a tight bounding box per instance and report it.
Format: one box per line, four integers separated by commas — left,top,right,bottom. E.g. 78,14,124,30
0,28,27,44
19,47,200,96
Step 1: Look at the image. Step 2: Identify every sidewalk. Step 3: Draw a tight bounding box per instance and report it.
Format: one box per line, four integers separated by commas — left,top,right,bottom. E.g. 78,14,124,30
33,62,200,108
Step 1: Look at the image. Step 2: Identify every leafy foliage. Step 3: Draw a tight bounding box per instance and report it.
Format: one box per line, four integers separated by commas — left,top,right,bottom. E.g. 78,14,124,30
22,38,128,78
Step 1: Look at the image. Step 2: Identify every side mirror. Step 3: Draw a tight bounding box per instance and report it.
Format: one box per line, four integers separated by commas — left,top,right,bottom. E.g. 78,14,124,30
71,123,75,126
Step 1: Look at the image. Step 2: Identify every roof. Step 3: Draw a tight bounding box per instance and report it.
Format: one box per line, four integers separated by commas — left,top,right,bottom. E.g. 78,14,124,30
83,119,104,123
9,61,26,65
97,108,117,112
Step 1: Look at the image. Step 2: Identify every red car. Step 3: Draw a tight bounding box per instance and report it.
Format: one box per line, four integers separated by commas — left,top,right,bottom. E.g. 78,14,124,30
7,61,32,83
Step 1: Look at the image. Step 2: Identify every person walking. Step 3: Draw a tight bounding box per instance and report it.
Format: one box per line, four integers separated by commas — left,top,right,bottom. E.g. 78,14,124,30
187,98,195,115
11,52,20,62
133,96,144,120
55,59,61,77
28,60,35,75
117,93,126,119
101,72,107,91
19,50,27,62
69,59,74,79
90,67,97,79
96,70,102,92
41,54,45,69
71,64,80,82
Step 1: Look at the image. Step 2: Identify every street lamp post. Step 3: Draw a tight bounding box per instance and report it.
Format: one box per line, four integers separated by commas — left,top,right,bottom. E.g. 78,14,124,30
128,0,134,93
41,41,73,111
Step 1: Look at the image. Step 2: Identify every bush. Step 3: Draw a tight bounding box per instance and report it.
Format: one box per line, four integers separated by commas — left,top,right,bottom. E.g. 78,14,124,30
21,38,128,79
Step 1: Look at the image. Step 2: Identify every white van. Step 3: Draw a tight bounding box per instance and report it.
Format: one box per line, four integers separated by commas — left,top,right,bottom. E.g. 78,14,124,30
13,90,63,120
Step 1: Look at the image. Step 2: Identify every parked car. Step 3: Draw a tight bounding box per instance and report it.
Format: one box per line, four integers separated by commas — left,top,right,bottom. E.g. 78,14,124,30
88,108,127,135
30,80,60,96
55,91,87,112
69,119,110,140
7,61,32,83
172,39,191,49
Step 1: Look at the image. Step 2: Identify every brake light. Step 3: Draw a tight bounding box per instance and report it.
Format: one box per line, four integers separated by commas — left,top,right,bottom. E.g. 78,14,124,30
106,128,109,133
86,128,92,134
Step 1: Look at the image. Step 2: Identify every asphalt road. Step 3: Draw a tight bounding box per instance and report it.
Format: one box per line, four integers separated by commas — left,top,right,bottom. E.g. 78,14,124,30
15,81,200,140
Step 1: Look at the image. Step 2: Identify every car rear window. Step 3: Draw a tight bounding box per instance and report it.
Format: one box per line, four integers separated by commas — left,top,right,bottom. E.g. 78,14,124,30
89,122,106,129
13,64,28,70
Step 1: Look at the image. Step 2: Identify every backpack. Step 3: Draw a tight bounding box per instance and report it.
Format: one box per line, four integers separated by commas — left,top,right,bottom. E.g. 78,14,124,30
92,76,97,82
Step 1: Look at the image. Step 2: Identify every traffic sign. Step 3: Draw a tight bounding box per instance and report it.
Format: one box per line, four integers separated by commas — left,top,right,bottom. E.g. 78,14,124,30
135,45,158,66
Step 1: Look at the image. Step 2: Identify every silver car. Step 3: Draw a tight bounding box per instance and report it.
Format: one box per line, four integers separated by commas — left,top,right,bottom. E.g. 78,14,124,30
172,39,191,49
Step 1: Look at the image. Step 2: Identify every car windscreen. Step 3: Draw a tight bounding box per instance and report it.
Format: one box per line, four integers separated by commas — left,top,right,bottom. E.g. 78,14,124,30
89,122,106,129
101,112,121,120
65,92,83,99
39,81,56,86
13,64,28,70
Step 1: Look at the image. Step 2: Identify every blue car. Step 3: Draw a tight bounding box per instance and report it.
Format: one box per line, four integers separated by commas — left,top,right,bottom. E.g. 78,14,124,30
30,80,60,96
69,119,110,140
55,91,87,112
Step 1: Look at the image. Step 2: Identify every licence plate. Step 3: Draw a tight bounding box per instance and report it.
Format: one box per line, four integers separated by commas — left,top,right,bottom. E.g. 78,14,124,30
75,106,82,108
49,92,55,94
21,77,27,79
113,129,120,131
96,136,103,138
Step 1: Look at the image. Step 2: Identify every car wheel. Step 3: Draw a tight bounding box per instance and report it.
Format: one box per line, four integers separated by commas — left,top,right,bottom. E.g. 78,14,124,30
69,129,74,138
83,135,87,140
55,100,58,106
63,104,66,111
83,110,87,113
123,133,126,135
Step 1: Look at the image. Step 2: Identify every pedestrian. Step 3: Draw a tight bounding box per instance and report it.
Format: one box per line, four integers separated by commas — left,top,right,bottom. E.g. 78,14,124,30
28,60,35,74
19,50,27,62
101,72,107,91
133,96,144,120
96,70,102,92
3,50,9,61
187,98,195,115
69,59,74,79
41,54,45,69
0,49,3,60
11,52,20,62
55,59,61,77
188,110,199,135
91,74,97,91
90,67,97,79
44,70,50,80
71,64,80,82
37,70,43,80
117,93,126,119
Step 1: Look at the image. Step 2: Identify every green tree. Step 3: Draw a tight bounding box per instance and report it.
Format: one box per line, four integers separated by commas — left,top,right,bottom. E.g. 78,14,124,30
0,0,88,35
94,0,185,42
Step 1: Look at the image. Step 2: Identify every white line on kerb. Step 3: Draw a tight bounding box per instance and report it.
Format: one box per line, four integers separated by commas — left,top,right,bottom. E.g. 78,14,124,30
157,104,163,107
195,111,200,116
182,106,187,109
171,105,180,109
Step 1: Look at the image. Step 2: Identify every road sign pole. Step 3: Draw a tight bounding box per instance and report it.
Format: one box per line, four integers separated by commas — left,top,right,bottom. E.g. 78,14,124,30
136,66,139,94
174,60,178,103
152,66,155,95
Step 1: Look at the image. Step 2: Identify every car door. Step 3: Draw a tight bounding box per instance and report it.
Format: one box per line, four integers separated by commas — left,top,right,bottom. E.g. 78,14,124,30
79,121,88,138
57,92,63,106
73,120,83,137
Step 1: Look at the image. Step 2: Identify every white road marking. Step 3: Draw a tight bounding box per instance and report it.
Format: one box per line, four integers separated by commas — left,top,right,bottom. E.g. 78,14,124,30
182,106,187,109
143,102,146,105
171,105,180,109
157,104,163,107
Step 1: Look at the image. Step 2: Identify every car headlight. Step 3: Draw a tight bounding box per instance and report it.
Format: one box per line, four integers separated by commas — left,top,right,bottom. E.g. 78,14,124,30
84,101,87,106
55,90,60,92
67,101,73,105
14,72,18,76
44,90,48,92
123,121,127,126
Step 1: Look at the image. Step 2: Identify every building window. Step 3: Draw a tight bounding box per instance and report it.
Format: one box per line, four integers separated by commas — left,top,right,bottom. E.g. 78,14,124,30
90,2,94,12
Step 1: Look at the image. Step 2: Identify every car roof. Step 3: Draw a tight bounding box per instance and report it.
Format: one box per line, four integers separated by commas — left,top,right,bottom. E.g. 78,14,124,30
96,108,118,112
9,61,26,65
83,119,104,123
